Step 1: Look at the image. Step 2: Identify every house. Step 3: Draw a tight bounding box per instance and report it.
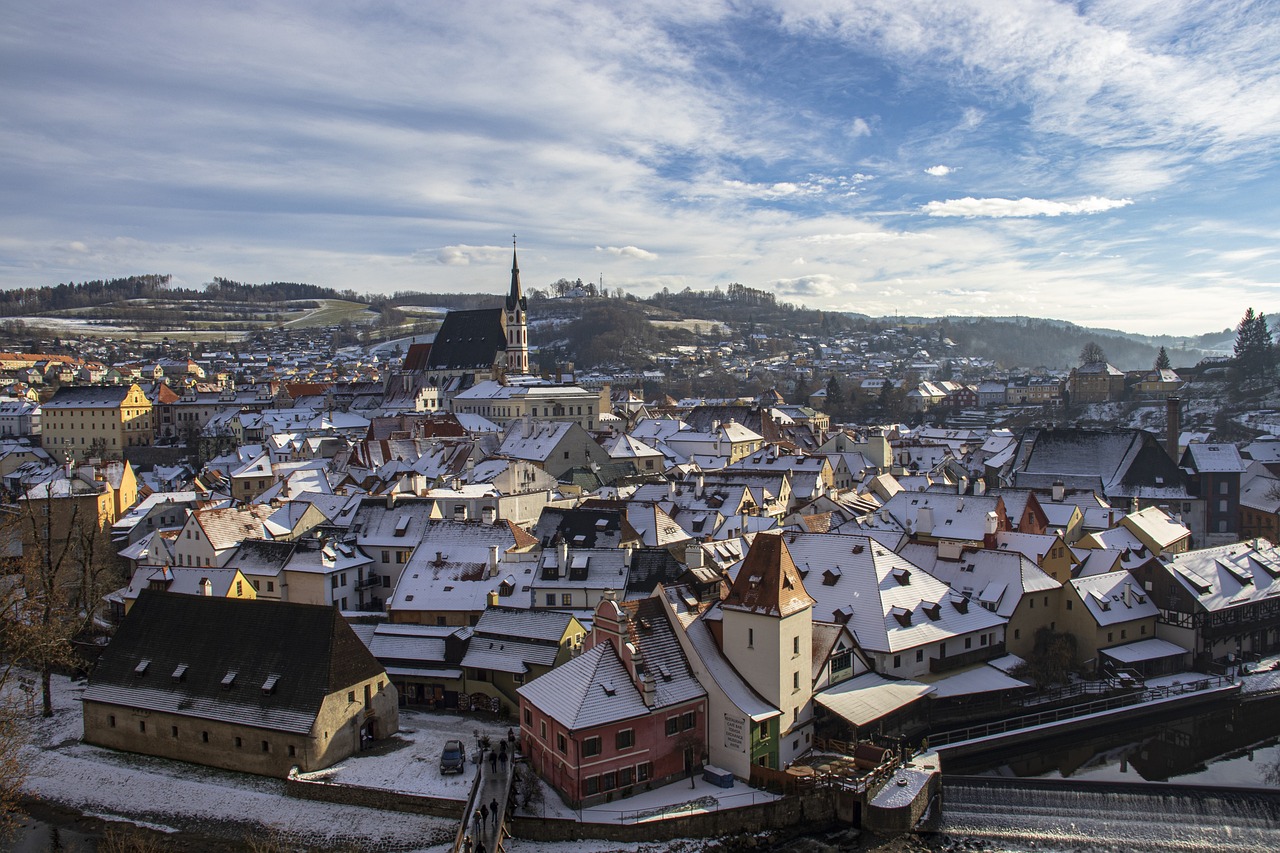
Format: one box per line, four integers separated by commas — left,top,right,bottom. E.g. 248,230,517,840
1066,362,1125,403
459,605,586,714
82,590,398,776
114,564,257,615
518,595,707,809
498,419,614,483
1180,443,1247,547
1133,539,1280,668
1061,571,1158,668
171,504,276,569
451,379,607,431
40,383,153,461
531,544,632,612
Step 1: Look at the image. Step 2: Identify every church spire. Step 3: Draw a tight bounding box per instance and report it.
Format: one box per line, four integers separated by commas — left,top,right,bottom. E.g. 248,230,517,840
507,234,526,313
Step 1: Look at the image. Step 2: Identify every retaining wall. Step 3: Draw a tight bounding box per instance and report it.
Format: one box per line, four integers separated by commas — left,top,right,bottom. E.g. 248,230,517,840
285,775,465,818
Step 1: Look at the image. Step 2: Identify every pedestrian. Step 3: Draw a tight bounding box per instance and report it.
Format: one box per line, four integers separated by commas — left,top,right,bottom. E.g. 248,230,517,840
490,796,499,827
499,738,507,756
488,749,498,772
499,749,508,771
472,809,482,836
463,835,473,853
480,802,489,828
476,840,487,853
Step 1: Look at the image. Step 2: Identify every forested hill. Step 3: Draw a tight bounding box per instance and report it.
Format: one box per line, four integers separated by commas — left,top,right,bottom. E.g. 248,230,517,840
0,275,357,317
941,317,1211,371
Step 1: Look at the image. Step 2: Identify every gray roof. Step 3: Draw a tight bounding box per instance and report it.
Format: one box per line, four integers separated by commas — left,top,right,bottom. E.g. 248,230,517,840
517,642,651,730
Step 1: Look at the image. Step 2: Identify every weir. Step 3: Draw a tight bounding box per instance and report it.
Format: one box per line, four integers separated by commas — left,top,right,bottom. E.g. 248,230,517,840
939,776,1280,851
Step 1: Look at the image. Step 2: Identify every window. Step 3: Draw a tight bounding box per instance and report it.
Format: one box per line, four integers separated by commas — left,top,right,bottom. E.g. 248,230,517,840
1067,599,1073,610
262,740,270,753
585,776,600,795
139,720,146,733
172,726,179,738
524,708,533,725
748,628,754,648
1121,629,1127,639
793,671,800,691
916,649,924,663
1107,632,1114,643
1014,629,1021,640
616,729,634,750
202,731,209,743
893,655,901,668
603,771,617,791
561,593,572,606
793,636,800,656
583,736,601,757
682,711,695,730
557,733,567,753
620,767,634,787
665,717,679,736
540,721,547,740
965,637,972,649
235,737,243,748
545,594,556,606
382,550,390,563
1142,625,1147,635
267,581,274,592
236,580,243,595
348,691,356,703
288,745,296,757
638,762,651,782
108,715,115,728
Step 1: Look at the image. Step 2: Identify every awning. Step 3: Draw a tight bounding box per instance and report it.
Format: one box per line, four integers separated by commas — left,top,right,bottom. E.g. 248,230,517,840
1100,638,1189,664
814,672,933,727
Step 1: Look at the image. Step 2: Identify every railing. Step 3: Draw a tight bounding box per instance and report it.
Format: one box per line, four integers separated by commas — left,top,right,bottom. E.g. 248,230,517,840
929,675,1236,747
355,575,381,590
929,643,1006,674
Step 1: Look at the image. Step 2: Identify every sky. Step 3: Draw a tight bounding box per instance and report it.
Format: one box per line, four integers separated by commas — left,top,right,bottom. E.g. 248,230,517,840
2,1,1279,337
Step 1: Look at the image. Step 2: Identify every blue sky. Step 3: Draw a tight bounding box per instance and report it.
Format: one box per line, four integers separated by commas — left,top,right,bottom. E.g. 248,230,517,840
2,1,1278,336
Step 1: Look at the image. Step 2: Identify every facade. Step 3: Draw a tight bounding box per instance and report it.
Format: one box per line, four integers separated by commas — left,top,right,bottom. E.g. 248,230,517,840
40,383,153,461
1066,362,1125,403
451,380,606,431
82,591,398,776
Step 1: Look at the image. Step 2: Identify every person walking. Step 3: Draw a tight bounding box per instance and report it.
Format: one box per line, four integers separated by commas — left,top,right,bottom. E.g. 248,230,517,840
476,840,488,853
463,836,473,853
471,809,482,838
479,802,489,829
488,749,498,772
490,796,499,827
499,748,508,772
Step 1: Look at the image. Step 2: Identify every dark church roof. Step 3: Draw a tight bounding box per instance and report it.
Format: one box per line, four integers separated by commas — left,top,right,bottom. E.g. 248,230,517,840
82,590,385,734
425,308,507,371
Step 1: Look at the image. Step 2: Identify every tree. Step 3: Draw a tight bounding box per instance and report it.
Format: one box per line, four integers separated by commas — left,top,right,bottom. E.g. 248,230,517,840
1155,346,1172,371
1079,341,1107,365
1233,307,1275,387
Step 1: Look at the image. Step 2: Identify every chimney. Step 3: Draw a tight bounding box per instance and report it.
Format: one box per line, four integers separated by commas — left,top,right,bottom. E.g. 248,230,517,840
488,544,500,577
974,478,986,496
695,472,705,498
957,496,965,512
1166,396,1181,462
482,505,496,525
487,590,499,607
557,539,569,572
453,504,468,522
199,577,212,596
916,506,934,536
1052,480,1065,502
957,476,968,496
685,540,704,569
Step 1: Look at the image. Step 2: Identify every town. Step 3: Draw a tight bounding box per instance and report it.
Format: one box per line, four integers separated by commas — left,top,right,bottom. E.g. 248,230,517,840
3,256,1280,852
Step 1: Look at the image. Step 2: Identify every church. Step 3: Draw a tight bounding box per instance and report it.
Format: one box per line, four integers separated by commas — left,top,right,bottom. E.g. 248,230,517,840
390,241,531,405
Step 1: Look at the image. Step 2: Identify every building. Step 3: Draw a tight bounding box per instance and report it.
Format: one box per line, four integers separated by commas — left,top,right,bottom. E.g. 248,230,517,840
1066,362,1125,403
451,379,607,431
40,383,153,461
82,590,398,776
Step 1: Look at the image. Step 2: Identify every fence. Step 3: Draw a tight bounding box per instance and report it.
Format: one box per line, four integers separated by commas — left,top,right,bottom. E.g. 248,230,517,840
929,674,1236,747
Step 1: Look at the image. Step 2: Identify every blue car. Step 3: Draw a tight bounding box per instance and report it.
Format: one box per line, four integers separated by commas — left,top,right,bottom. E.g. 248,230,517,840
440,739,466,774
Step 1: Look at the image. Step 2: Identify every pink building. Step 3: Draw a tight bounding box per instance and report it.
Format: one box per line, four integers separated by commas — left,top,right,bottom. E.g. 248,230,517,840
518,596,707,808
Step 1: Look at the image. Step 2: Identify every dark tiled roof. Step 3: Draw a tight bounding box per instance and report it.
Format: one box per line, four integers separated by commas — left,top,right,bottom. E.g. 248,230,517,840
402,343,433,372
626,547,686,595
43,384,135,409
84,591,385,733
425,309,506,370
534,506,625,548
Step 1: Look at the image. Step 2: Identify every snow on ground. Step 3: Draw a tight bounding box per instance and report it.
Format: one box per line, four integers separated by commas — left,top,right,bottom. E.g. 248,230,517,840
14,675,458,851
307,709,510,799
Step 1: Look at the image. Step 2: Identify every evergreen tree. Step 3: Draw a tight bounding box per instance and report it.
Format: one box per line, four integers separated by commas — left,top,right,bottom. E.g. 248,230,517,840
1155,346,1171,371
1233,307,1275,385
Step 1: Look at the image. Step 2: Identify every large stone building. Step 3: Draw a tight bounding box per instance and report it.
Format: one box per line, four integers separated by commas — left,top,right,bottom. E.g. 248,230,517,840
40,383,153,461
82,591,398,776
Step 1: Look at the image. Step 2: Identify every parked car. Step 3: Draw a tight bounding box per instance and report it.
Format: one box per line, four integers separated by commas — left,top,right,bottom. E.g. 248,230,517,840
440,738,466,774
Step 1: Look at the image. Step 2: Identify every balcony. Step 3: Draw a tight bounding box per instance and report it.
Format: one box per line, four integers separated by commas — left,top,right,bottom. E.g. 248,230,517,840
355,575,381,590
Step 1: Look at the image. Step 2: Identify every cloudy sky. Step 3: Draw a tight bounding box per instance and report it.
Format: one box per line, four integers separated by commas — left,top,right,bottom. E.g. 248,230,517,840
2,1,1278,335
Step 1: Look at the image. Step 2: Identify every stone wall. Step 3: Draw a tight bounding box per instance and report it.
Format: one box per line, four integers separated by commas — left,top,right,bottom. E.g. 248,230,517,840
285,775,465,818
510,790,842,843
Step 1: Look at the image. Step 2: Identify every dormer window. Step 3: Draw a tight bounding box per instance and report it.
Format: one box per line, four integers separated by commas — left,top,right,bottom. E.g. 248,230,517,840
221,670,238,689
262,674,280,695
134,659,150,676
171,663,188,681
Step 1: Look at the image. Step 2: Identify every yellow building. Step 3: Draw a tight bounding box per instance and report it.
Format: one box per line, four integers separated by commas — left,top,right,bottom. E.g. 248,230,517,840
40,383,152,461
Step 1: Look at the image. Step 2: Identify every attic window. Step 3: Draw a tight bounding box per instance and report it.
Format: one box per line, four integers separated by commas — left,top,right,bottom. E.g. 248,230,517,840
891,606,912,627
601,681,617,697
822,567,842,586
171,663,188,681
852,544,864,554
924,602,942,621
394,514,410,536
221,670,238,689
134,659,150,676
834,605,853,625
892,569,911,586
262,674,280,694
951,597,969,614
658,664,672,682
405,594,414,602
748,575,762,587
595,519,608,529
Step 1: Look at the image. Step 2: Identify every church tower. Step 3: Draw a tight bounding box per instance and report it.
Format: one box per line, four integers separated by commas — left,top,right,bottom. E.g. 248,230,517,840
504,237,530,375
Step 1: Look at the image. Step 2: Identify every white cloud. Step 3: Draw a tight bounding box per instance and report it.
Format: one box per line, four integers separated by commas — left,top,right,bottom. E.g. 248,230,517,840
432,244,509,265
596,245,658,260
924,165,952,177
921,196,1134,218
848,117,873,138
768,273,852,299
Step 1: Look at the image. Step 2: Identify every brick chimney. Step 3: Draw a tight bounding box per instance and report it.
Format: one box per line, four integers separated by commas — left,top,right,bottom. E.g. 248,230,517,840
1166,396,1181,462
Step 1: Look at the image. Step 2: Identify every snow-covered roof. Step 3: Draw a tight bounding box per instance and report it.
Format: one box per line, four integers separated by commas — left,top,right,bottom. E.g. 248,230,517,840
812,671,932,726
1069,570,1157,627
517,642,651,730
1161,539,1280,615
